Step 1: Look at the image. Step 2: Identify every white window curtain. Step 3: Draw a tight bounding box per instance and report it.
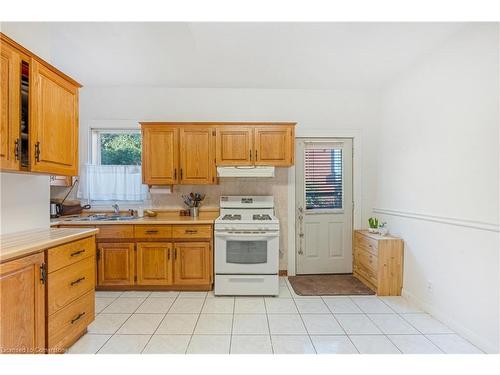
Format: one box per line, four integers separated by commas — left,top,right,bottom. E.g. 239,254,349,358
78,164,149,202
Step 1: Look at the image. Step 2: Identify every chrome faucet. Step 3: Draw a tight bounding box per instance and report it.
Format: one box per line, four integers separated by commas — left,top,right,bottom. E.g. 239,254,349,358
112,203,120,215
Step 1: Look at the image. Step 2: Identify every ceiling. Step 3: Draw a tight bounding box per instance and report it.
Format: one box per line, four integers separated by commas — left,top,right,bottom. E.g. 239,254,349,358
14,22,467,89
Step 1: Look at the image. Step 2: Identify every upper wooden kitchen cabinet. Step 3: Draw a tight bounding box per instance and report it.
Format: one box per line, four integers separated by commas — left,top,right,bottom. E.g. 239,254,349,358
254,125,294,166
0,40,21,171
136,242,173,285
215,127,254,166
216,123,295,167
141,125,179,185
0,252,45,354
0,33,81,176
140,123,217,185
30,60,79,176
179,127,216,184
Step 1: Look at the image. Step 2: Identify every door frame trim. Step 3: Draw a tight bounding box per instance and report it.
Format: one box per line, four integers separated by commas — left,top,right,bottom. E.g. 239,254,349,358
287,131,363,276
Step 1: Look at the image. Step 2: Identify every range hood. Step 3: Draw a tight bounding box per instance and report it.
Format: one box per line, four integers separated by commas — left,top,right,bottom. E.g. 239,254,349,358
217,166,275,178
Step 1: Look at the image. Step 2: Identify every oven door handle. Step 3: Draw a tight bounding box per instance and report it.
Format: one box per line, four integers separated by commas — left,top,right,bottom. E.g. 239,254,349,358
215,232,279,238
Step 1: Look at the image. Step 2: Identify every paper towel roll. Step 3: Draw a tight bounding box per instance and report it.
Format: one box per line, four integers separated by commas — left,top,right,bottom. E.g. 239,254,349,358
149,186,171,194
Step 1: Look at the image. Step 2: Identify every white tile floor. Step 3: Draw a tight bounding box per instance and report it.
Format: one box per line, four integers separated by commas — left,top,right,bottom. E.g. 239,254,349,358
68,277,484,354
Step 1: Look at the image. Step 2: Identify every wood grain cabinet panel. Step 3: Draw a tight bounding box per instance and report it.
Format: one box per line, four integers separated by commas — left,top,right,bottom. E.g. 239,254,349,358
136,242,173,285
30,60,79,176
173,242,211,286
0,252,45,354
215,127,254,166
47,256,95,316
254,126,294,166
142,126,178,185
0,40,21,171
47,290,94,353
47,236,95,273
179,127,215,184
97,242,135,286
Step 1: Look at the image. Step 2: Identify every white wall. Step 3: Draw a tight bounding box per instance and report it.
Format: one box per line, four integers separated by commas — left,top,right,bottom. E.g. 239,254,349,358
0,23,52,235
375,23,499,353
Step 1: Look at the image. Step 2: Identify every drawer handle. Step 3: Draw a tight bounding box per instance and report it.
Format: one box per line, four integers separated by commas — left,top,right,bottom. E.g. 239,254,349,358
71,312,86,324
185,229,198,234
145,230,159,234
70,277,86,286
70,249,86,257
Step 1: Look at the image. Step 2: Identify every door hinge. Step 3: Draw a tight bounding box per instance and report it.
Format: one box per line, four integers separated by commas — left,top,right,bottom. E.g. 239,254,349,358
34,141,41,162
212,130,216,136
134,276,137,282
40,263,47,284
14,138,20,160
96,248,101,260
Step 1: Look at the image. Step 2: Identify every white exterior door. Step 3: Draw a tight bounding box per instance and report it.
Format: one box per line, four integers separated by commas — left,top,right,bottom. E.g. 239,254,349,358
295,138,353,274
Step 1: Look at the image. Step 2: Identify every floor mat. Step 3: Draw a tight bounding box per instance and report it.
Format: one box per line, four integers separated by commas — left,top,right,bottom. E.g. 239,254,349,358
288,274,375,296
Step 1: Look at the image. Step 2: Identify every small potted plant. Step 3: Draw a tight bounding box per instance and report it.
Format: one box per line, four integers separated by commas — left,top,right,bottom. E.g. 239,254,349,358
368,217,379,233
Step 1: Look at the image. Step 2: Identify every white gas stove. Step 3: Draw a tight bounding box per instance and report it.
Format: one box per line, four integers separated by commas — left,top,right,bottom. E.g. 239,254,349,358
214,196,280,296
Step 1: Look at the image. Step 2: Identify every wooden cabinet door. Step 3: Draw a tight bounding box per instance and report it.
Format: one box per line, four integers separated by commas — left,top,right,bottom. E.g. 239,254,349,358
173,242,211,285
215,127,254,166
0,253,45,354
142,126,178,185
97,242,135,286
179,127,215,184
0,41,21,171
254,126,294,166
30,60,79,176
136,242,173,285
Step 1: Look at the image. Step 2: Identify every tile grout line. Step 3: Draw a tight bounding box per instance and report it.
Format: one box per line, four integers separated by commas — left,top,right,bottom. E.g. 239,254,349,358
140,292,181,354
95,294,150,354
184,292,209,354
286,277,317,354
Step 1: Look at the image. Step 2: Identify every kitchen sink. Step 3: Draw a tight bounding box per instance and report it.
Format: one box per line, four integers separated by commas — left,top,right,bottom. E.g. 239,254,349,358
62,214,138,222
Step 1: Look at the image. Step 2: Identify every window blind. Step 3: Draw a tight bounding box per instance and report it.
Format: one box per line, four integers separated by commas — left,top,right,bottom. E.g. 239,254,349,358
304,148,343,210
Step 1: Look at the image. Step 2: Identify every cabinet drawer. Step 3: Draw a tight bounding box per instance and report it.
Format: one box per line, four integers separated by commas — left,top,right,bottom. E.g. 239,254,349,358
95,225,134,240
354,263,378,287
135,225,172,239
354,233,378,256
48,236,95,272
48,256,95,316
48,290,94,352
172,225,212,239
355,247,378,274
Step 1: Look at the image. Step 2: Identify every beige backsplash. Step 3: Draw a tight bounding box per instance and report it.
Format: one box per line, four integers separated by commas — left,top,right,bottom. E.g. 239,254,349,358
51,168,290,270
152,168,289,270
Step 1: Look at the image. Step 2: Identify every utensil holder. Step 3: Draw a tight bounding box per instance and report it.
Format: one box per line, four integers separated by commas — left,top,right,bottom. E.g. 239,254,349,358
190,207,199,217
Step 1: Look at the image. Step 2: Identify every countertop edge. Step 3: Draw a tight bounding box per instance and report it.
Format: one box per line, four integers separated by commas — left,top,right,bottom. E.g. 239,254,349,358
1,228,99,263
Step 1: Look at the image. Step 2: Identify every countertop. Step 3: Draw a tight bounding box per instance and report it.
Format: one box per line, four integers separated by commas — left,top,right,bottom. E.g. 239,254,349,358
355,229,401,240
0,227,99,263
51,211,219,226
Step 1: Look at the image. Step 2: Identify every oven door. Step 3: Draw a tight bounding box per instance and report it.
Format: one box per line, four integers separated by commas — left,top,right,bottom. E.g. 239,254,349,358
215,231,279,274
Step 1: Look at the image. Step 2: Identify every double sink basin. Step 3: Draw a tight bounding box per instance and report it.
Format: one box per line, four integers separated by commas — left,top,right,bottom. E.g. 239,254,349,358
62,214,138,222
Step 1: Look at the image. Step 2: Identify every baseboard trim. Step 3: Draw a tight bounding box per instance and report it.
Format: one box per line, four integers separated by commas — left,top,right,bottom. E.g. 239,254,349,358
279,270,288,276
373,208,499,233
401,288,498,353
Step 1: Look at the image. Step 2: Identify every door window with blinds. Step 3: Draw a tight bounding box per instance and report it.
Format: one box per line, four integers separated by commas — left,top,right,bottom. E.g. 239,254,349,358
304,142,344,211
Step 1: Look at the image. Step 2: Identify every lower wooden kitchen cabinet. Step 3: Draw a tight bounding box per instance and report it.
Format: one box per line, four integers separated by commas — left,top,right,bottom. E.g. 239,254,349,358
0,231,97,354
136,242,173,285
93,223,213,290
97,242,135,286
174,242,211,286
0,252,45,354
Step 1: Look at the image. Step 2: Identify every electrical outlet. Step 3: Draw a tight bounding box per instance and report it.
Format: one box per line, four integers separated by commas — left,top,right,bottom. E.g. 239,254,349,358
427,280,433,292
